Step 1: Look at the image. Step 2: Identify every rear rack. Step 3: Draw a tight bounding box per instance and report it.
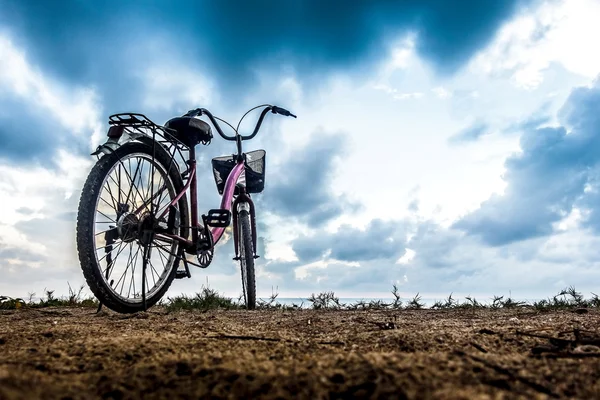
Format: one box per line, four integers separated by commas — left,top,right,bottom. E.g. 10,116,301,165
107,113,190,175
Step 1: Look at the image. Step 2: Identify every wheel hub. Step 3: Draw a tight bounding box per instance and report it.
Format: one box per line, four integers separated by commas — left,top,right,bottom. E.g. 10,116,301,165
117,212,139,242
137,212,156,246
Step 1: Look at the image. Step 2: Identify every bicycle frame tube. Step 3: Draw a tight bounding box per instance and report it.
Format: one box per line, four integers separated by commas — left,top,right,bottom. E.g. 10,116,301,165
210,161,245,243
155,156,244,248
155,167,195,220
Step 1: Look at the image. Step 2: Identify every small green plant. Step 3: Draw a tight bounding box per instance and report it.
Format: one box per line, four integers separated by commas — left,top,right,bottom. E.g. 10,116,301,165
432,293,457,309
256,286,286,309
1,283,98,310
490,295,504,309
589,292,600,308
455,295,481,309
0,295,24,310
500,296,526,308
531,286,600,310
307,291,343,310
7,284,599,312
391,284,403,309
406,292,425,309
561,286,585,306
347,299,392,310
166,285,241,312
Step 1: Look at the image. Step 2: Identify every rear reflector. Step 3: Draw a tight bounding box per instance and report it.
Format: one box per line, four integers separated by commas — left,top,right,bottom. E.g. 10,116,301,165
107,126,125,139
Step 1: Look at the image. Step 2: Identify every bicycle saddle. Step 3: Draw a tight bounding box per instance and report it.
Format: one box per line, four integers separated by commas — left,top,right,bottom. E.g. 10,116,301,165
164,116,213,147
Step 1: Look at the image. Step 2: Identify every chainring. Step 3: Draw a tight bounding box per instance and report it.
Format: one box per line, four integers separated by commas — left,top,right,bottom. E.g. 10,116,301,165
196,231,214,268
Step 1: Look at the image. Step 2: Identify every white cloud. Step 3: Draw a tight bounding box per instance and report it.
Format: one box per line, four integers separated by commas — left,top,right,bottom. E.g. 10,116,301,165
0,223,46,256
0,150,93,259
380,33,418,77
294,258,360,280
0,35,103,147
393,92,424,100
140,63,216,112
0,36,100,294
396,248,415,264
470,0,600,89
432,86,452,99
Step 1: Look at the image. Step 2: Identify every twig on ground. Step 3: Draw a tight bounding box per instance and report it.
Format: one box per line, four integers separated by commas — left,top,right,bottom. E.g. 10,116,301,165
209,334,344,346
456,350,559,398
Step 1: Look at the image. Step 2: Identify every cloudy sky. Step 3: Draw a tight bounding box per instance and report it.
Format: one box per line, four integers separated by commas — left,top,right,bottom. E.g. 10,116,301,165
1,0,600,303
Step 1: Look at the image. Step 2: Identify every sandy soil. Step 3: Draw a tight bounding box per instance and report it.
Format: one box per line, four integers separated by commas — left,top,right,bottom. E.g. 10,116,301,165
0,307,599,399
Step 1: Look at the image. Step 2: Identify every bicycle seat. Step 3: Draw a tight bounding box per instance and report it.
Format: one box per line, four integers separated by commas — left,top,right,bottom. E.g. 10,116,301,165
164,117,213,147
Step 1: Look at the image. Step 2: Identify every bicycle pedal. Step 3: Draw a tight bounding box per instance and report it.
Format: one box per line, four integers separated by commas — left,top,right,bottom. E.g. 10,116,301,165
233,255,260,261
204,209,231,228
175,269,190,279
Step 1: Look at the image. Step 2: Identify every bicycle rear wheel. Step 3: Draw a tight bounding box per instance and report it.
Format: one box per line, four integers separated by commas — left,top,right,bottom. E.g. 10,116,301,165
76,142,188,313
237,209,256,310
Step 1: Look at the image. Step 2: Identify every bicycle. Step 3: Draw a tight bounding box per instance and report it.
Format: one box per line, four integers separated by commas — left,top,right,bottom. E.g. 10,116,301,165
76,104,296,313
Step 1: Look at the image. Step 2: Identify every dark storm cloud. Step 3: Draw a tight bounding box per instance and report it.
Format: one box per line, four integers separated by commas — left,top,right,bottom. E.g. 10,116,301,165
0,0,531,101
0,245,45,263
448,121,489,144
0,0,532,164
407,221,464,269
15,207,36,216
454,81,600,246
260,217,409,290
263,131,358,226
0,97,71,163
291,219,407,264
503,103,552,134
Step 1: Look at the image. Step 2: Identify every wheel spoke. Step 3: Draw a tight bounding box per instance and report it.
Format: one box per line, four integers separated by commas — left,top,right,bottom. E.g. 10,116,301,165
124,158,143,209
154,170,168,214
95,239,122,251
95,227,118,237
154,245,169,270
149,259,160,286
98,195,117,213
127,244,141,298
102,180,118,212
152,242,179,259
136,160,147,207
123,243,136,297
114,244,135,295
106,166,131,208
98,240,125,265
144,160,154,206
96,209,116,223
101,241,129,275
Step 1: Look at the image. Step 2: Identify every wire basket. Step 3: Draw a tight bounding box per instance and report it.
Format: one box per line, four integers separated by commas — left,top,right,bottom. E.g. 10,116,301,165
211,150,266,194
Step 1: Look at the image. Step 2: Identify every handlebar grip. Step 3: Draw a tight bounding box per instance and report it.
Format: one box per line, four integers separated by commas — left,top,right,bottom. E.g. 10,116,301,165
183,108,202,117
272,106,297,118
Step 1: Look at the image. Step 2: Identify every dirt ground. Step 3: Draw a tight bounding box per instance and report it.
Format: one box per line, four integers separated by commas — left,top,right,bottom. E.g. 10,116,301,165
0,307,599,399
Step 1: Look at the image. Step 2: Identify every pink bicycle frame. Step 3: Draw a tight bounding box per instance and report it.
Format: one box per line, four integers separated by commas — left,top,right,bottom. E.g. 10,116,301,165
157,150,246,248
210,162,246,243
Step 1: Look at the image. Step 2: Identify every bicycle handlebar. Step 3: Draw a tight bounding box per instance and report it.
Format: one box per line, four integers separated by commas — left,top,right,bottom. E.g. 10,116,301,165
182,105,296,142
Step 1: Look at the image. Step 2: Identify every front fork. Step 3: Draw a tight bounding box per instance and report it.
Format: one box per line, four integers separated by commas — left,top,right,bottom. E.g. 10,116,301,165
232,186,259,259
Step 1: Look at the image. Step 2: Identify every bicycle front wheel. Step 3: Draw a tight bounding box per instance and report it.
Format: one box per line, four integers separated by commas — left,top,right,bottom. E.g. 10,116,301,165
76,142,187,313
237,209,256,310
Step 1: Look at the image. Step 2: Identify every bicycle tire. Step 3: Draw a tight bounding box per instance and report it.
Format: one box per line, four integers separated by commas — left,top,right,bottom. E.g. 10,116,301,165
237,210,256,310
76,141,189,313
